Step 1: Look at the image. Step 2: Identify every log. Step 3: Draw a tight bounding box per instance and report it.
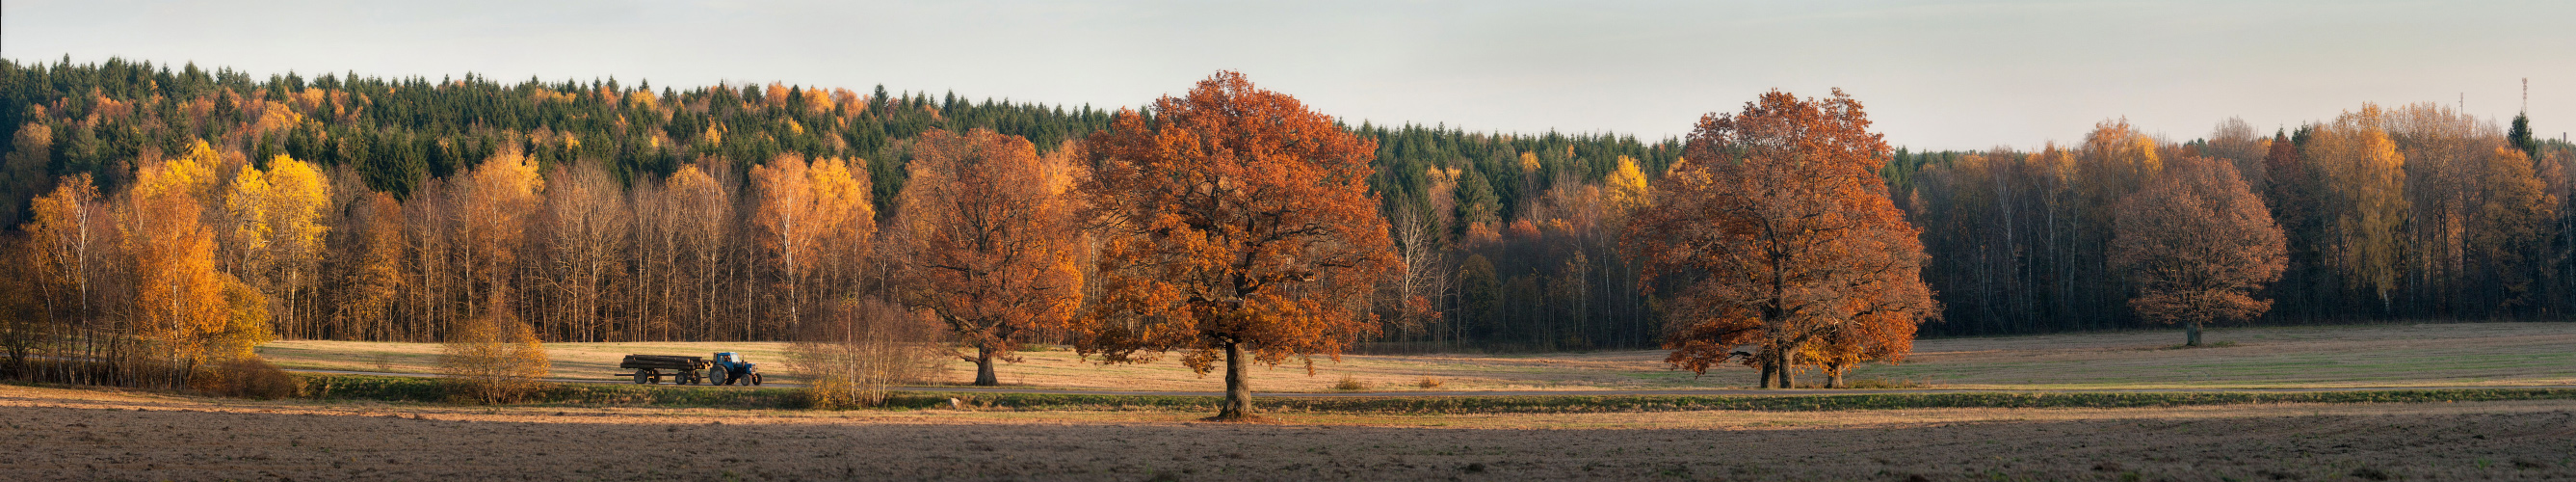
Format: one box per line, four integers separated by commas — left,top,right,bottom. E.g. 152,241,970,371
618,354,710,370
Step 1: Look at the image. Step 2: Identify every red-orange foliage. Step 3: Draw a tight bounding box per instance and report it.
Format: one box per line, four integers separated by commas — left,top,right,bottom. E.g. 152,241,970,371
895,128,1084,387
2110,156,2288,346
1624,90,1935,388
1075,71,1397,420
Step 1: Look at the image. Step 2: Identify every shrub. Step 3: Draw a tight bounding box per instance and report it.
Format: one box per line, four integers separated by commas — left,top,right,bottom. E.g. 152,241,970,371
439,310,551,404
206,356,301,399
1333,374,1368,390
793,298,945,409
1416,377,1445,389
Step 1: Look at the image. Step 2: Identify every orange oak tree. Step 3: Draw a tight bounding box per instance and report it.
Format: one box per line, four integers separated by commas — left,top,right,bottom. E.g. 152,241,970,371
1624,90,1936,388
894,128,1085,386
2110,156,2288,346
1074,71,1397,420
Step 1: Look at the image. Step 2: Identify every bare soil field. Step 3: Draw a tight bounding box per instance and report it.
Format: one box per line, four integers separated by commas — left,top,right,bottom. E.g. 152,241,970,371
256,322,2576,391
2,383,2571,481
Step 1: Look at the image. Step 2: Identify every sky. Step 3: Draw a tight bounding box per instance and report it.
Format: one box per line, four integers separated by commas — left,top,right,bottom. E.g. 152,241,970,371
5,0,2570,150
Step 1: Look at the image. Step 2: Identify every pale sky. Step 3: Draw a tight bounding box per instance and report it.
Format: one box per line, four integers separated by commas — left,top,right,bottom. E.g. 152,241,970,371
6,0,2570,149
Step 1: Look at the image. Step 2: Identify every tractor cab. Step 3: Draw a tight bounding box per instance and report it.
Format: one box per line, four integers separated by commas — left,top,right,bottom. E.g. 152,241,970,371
709,352,762,386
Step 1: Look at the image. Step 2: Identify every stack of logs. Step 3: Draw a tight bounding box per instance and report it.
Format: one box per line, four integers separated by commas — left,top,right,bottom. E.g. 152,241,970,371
618,355,709,370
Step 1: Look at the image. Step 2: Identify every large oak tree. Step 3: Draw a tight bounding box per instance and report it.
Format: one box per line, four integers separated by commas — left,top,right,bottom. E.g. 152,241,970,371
894,128,1085,386
1625,90,1935,388
1075,71,1397,420
2110,156,2287,346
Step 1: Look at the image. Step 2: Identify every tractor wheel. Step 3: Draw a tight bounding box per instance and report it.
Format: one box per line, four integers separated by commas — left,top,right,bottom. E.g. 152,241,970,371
749,373,763,386
707,371,726,386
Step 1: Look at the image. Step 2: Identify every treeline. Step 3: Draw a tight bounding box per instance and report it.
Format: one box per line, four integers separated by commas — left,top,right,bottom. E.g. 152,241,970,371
0,58,1682,353
8,57,2559,361
1899,112,2576,336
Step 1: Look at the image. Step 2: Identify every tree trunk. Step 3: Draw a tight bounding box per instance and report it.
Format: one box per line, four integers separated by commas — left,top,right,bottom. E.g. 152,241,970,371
1217,341,1254,420
2187,321,2202,347
973,345,1000,387
1827,362,1845,388
1758,354,1777,388
1778,349,1798,388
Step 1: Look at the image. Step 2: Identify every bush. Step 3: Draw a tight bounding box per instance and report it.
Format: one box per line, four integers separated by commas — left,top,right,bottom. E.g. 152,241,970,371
794,298,945,409
205,357,301,399
1333,374,1369,390
1416,377,1446,389
439,310,551,404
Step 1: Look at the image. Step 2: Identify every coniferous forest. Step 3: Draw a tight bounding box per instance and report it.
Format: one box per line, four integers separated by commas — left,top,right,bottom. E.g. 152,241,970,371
0,56,2570,361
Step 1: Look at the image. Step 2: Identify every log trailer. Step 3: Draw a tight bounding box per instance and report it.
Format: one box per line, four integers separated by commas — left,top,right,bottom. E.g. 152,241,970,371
617,353,763,386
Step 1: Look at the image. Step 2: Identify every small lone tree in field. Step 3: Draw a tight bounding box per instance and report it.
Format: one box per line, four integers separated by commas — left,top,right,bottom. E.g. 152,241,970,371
438,300,549,404
2110,156,2288,346
1075,71,1398,420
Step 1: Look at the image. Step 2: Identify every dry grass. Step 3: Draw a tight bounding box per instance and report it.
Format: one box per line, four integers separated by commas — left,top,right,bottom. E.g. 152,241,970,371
256,321,2576,391
3,383,2571,480
257,340,802,381
1868,321,2576,388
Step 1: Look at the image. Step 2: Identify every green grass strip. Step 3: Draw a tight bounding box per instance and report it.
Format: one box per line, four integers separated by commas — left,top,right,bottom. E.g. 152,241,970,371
289,374,2576,414
296,374,802,408
898,388,2576,414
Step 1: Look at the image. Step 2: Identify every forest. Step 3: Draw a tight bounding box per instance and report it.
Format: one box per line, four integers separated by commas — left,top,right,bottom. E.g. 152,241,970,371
0,56,2569,362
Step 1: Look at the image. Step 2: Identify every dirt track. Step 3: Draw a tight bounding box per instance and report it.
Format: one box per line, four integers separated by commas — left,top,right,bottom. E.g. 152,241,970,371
4,384,2574,481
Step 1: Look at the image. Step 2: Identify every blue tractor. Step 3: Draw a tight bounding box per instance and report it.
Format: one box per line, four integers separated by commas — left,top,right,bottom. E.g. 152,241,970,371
705,352,763,386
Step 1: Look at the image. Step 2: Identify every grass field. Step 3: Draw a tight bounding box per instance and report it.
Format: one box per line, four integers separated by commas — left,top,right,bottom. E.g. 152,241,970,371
256,321,2576,391
25,322,2576,480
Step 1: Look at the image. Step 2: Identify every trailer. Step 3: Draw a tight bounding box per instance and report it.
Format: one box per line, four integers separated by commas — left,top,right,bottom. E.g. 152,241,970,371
616,354,712,385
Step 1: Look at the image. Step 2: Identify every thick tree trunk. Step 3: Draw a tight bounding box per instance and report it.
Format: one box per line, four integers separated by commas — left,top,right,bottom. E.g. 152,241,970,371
973,346,1000,386
1778,349,1798,388
2187,321,2202,347
1217,341,1254,420
1758,353,1777,388
1827,363,1845,388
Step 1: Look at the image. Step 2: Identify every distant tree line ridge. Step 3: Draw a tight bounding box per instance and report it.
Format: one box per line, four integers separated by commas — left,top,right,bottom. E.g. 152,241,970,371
0,56,2566,365
0,58,1681,355
1896,113,2576,335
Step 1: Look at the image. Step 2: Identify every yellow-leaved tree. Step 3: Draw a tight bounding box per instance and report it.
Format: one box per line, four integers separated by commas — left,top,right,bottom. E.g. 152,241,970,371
125,141,271,374
752,154,874,335
1603,155,1652,219
2305,105,2408,309
223,155,330,338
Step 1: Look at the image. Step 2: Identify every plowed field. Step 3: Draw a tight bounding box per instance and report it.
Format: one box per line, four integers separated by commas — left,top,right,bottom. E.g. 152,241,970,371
5,384,2571,481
